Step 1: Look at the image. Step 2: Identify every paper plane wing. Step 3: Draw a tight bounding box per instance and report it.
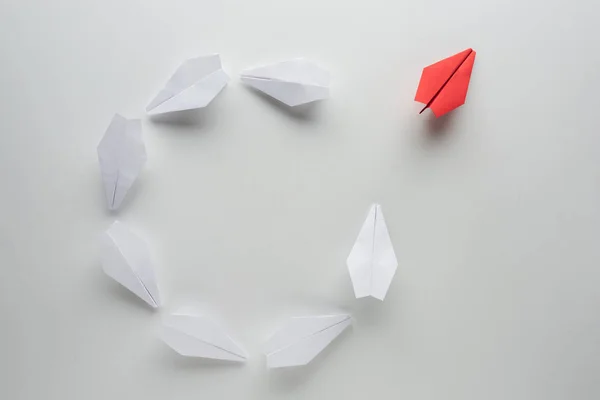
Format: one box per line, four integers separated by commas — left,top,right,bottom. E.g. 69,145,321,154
146,54,229,115
264,314,351,368
161,311,247,362
415,48,476,117
347,204,398,301
101,221,160,308
97,114,146,211
240,58,330,107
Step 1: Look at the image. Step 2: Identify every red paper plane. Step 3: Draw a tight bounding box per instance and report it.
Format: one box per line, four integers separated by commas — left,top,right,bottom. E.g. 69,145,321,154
415,48,476,117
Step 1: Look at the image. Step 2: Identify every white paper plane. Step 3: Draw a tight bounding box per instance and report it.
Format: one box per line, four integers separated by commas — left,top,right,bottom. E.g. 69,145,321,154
97,114,146,211
161,309,247,362
101,221,160,308
146,54,229,115
264,314,351,368
347,204,398,301
240,58,330,107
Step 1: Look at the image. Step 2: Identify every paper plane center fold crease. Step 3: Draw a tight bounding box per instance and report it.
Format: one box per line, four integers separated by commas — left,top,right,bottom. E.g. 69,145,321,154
147,69,227,111
101,221,160,308
240,58,330,107
419,48,472,114
106,232,156,305
369,205,378,294
415,48,476,117
146,54,228,115
160,313,247,362
97,114,146,211
163,326,246,360
266,315,351,356
110,171,120,210
347,204,398,301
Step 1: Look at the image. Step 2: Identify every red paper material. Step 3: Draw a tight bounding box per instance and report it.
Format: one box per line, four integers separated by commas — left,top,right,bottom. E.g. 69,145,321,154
415,48,476,117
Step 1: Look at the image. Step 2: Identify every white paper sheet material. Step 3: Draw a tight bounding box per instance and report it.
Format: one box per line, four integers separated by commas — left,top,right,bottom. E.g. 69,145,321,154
264,314,351,368
347,204,398,301
146,54,229,115
240,58,330,107
101,221,160,308
97,114,146,211
161,309,247,362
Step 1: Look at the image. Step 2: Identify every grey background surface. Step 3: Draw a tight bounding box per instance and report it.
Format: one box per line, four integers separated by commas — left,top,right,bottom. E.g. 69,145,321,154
1,0,600,399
